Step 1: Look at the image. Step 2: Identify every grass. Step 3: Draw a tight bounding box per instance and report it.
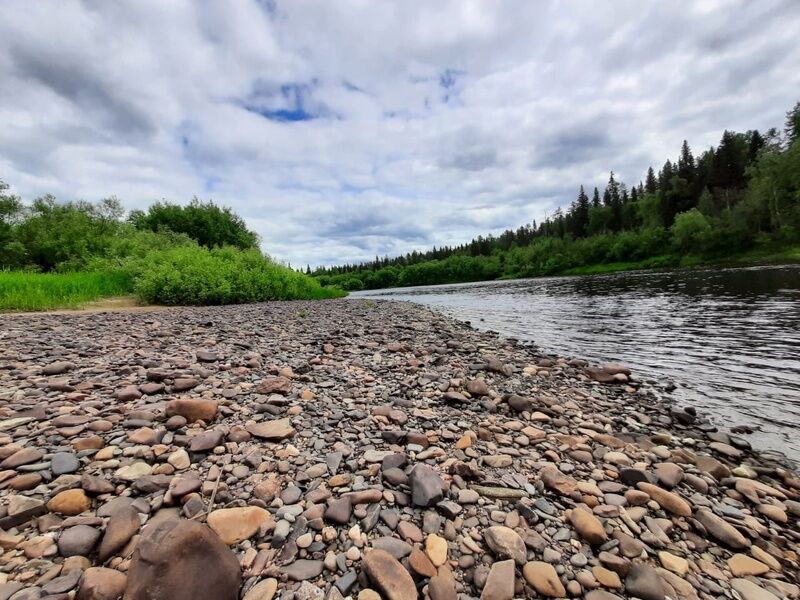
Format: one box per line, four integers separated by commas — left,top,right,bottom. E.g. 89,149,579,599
0,271,133,312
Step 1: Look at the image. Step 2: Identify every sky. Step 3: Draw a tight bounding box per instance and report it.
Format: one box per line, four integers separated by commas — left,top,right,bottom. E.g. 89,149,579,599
1,1,799,268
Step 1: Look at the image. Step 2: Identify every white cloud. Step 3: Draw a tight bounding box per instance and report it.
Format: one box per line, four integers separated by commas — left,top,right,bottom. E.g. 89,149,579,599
1,0,799,267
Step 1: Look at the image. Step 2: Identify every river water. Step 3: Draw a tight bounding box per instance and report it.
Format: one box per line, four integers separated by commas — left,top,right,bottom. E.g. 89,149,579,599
352,265,800,464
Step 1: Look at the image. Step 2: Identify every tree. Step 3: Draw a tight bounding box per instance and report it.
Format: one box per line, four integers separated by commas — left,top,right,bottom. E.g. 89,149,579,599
0,180,24,267
645,167,657,194
573,186,590,238
677,140,695,183
785,101,800,146
131,199,259,250
592,187,601,208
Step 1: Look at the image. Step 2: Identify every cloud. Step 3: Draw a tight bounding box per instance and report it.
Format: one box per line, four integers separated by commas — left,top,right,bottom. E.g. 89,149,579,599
0,0,799,267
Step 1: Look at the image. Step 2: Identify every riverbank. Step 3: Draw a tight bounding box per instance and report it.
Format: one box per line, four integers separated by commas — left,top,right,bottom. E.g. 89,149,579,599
0,299,797,599
560,245,800,277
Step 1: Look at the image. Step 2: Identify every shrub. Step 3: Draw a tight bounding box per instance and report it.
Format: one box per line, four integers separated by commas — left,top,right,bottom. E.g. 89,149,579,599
671,209,712,253
129,245,344,305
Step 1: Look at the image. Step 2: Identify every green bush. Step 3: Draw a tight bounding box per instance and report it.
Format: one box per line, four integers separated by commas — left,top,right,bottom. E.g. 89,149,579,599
671,209,712,253
129,245,344,305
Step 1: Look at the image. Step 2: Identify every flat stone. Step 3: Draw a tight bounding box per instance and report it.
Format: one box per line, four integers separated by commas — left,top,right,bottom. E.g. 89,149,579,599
165,399,219,423
207,506,270,545
1,448,44,469
114,461,152,481
257,376,292,395
695,508,749,549
408,548,437,577
43,361,74,375
58,525,101,557
362,549,417,600
730,578,780,600
727,553,769,576
280,559,325,581
246,418,296,441
428,574,457,600
480,559,515,600
569,506,607,546
540,466,577,497
324,497,352,524
484,526,527,565
653,463,683,488
243,578,278,600
425,533,448,566
658,551,688,575
189,429,224,452
42,569,82,595
98,504,140,560
522,561,566,597
51,452,81,475
637,482,691,516
408,464,444,507
624,563,665,600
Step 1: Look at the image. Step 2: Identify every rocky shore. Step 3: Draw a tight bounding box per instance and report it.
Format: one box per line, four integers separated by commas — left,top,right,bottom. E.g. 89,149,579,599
0,298,797,600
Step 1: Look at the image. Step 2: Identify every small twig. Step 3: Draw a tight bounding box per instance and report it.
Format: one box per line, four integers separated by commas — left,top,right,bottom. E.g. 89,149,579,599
206,468,223,515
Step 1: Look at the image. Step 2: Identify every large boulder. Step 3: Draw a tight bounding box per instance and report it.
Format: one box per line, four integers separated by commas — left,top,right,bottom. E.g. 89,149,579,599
124,518,241,600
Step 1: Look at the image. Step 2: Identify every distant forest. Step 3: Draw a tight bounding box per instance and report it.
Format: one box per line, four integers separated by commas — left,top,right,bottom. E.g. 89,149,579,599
315,101,800,290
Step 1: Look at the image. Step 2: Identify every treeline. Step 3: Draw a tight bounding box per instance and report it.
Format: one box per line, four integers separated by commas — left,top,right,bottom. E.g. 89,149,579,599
316,102,800,290
0,192,342,305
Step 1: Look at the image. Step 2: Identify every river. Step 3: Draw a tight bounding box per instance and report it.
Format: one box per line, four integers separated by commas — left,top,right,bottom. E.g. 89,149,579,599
352,264,800,464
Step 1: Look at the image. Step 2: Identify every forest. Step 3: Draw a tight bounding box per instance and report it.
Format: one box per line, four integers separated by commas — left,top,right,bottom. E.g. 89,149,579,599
314,102,800,290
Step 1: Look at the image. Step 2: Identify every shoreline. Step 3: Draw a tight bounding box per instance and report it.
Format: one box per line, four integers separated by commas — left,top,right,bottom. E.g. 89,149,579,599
336,250,800,293
0,299,797,599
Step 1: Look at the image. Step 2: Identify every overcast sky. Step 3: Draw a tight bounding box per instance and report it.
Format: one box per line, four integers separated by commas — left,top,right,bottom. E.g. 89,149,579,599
1,1,799,267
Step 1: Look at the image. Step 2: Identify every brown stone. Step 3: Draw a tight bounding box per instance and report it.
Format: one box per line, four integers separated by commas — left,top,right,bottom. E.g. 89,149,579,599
484,525,527,565
48,489,92,516
569,506,607,546
257,376,292,395
98,505,140,561
245,418,296,441
207,506,270,545
408,548,437,577
592,566,622,588
727,553,769,576
165,399,219,423
429,573,457,600
1,447,44,469
694,508,749,549
540,465,578,497
362,548,417,600
124,518,241,600
523,561,566,597
636,482,691,517
481,559,515,600
78,567,127,600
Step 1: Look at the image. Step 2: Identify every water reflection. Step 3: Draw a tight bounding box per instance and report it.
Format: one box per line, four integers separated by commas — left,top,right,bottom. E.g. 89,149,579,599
353,265,800,463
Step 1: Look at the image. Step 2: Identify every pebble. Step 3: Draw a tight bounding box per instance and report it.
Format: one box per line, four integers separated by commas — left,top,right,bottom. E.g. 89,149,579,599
0,300,795,600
